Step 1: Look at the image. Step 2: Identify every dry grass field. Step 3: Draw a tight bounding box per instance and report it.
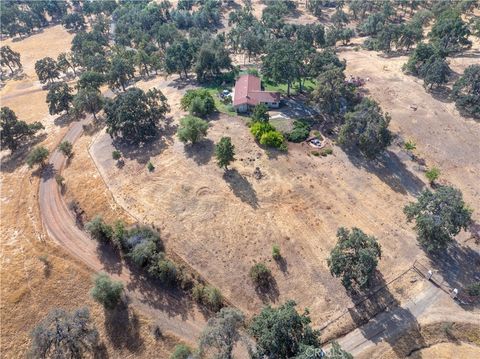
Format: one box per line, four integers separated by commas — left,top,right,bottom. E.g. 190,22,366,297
1,26,181,358
1,3,479,358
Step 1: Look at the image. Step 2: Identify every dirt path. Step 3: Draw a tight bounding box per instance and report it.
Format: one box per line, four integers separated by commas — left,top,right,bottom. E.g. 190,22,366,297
38,115,207,343
333,281,479,357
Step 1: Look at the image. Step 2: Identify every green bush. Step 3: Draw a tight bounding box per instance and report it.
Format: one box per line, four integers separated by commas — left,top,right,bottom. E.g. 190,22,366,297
147,161,155,172
467,282,480,297
250,122,275,140
177,115,209,144
287,121,311,143
170,344,192,359
250,263,272,288
90,273,123,309
85,216,113,243
148,253,178,286
311,151,320,156
191,283,223,312
58,140,73,157
180,89,216,118
125,227,163,267
260,131,285,149
272,244,281,260
112,150,121,160
26,146,49,168
320,147,333,156
425,166,440,184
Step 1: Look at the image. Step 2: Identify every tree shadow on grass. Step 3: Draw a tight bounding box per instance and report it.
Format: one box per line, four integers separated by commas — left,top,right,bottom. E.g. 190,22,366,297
96,242,123,276
104,301,144,353
112,118,177,165
125,265,196,321
54,113,76,127
0,133,47,173
426,240,480,308
37,163,56,180
346,271,426,358
254,276,280,304
167,76,198,90
275,257,289,274
345,149,425,196
184,139,214,166
93,342,109,359
223,168,259,209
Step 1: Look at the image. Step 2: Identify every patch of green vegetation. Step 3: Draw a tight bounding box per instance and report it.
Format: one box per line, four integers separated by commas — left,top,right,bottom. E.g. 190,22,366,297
263,78,316,95
202,84,237,116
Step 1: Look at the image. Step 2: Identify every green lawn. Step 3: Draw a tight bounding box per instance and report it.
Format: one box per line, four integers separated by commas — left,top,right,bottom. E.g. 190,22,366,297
263,78,317,96
203,85,237,116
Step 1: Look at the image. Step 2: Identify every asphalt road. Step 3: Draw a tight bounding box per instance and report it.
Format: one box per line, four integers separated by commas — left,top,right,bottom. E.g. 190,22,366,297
38,115,206,342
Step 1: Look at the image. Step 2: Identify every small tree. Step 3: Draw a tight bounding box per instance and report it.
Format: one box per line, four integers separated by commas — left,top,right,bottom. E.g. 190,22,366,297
30,308,99,358
147,161,155,172
91,272,124,309
404,186,472,252
327,227,382,289
147,253,178,286
85,216,113,243
55,174,65,187
112,150,121,161
47,82,74,115
272,244,281,260
215,137,235,170
26,146,49,168
250,263,272,288
35,57,60,84
177,115,209,144
1,107,44,152
170,344,192,359
58,140,73,158
199,308,244,359
422,57,451,89
251,103,270,123
425,166,440,185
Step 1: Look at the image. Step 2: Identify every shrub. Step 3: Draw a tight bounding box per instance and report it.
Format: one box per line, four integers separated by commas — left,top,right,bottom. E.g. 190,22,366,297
272,244,281,260
404,140,416,152
148,253,178,286
91,273,124,309
147,161,155,172
250,122,275,140
320,147,333,156
125,226,162,267
191,283,223,311
85,216,113,243
311,151,320,156
170,344,192,359
260,131,285,149
287,121,311,143
425,166,440,185
250,263,272,288
58,140,73,157
467,282,480,297
112,150,121,160
181,89,215,117
55,174,65,186
177,115,209,144
251,103,270,123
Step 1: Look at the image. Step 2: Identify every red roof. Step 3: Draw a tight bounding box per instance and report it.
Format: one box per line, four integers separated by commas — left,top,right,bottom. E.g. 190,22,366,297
233,74,280,107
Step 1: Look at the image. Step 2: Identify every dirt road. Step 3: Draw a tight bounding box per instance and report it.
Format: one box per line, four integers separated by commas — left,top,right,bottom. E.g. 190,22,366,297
38,116,207,343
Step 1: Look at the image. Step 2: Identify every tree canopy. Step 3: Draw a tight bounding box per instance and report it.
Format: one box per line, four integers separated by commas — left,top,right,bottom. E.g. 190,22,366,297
35,57,60,84
404,186,472,252
46,82,74,115
0,45,22,74
180,89,216,118
105,87,170,144
452,64,480,118
30,308,99,359
327,227,382,289
248,300,321,359
338,98,392,158
1,107,44,152
90,273,124,309
26,146,49,168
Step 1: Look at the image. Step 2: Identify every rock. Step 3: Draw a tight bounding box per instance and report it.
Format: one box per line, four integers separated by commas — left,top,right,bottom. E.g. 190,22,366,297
253,167,262,180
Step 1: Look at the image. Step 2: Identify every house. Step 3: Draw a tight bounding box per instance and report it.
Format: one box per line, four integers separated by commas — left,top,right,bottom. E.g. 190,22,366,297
232,74,280,113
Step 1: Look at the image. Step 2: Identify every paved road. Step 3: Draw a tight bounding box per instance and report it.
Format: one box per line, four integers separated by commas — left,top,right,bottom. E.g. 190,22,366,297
332,283,442,356
38,116,206,342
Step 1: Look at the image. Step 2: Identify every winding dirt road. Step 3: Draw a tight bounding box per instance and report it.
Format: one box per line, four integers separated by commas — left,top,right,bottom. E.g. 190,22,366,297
38,116,206,343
